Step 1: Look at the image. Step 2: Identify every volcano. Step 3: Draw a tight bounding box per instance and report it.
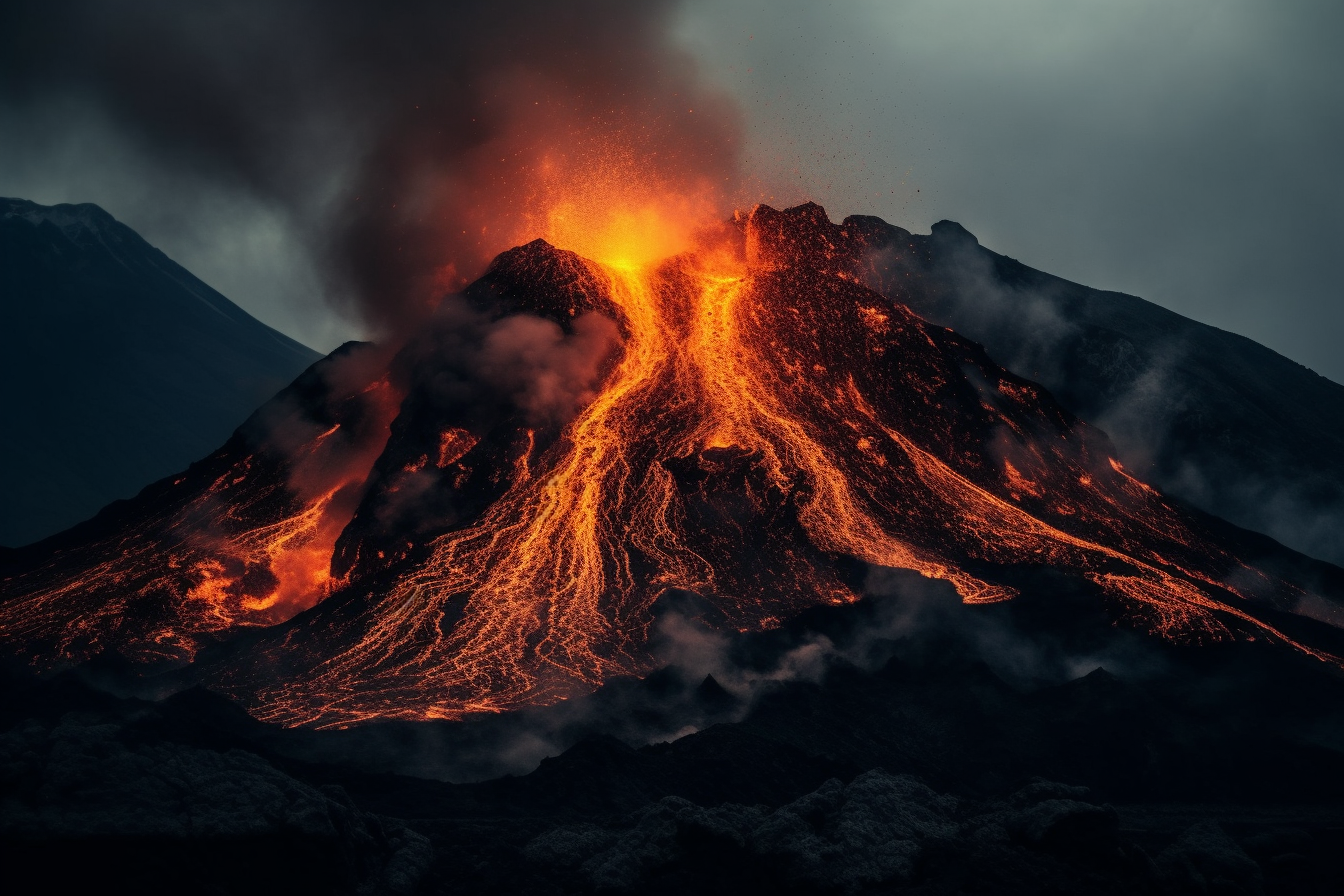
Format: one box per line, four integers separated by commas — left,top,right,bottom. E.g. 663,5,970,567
2,202,1342,728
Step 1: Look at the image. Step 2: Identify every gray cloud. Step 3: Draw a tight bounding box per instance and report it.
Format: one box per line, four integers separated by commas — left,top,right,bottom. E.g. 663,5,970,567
477,313,625,429
4,2,1337,380
0,95,346,351
0,0,740,342
678,0,1344,383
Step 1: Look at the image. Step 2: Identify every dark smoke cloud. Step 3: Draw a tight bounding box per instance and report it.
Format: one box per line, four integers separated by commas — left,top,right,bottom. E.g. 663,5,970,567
393,297,624,432
0,0,742,336
477,313,625,429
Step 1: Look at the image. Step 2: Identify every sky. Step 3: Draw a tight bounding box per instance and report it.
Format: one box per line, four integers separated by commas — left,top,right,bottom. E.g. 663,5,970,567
2,0,1341,383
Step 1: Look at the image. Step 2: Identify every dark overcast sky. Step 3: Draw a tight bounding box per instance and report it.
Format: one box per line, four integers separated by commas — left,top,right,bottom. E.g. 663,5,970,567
3,0,1341,383
682,0,1344,383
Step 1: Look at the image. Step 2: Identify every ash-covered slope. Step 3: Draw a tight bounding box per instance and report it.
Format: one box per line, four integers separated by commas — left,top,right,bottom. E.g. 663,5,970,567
2,203,1342,729
0,198,321,547
849,216,1344,567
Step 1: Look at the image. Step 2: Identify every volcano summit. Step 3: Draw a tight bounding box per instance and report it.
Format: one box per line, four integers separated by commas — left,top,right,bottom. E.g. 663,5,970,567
2,203,1341,728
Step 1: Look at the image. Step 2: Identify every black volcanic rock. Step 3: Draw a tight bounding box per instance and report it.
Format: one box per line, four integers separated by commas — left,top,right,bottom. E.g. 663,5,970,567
464,238,620,328
1155,823,1264,896
0,711,431,895
5,592,1344,894
523,771,960,894
0,198,321,547
851,215,1344,566
519,770,1156,896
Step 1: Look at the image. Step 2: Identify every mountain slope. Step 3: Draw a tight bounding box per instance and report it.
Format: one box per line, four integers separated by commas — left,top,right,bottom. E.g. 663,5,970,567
0,198,322,546
850,217,1344,566
3,203,1340,729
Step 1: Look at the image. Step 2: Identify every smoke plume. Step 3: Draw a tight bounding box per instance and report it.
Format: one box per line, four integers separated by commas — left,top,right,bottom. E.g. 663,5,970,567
0,0,743,334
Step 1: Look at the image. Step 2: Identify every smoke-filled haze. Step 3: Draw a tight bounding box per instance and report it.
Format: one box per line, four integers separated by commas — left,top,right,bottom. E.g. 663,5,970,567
680,0,1344,382
0,0,740,340
1,0,1340,383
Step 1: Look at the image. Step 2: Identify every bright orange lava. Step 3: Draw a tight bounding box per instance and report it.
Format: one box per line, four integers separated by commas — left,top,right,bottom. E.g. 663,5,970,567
520,146,727,269
2,188,1339,728
221,200,1340,727
0,370,399,665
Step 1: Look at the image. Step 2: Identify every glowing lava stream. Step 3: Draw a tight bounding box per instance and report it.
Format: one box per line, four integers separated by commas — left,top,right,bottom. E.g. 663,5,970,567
247,242,1338,728
0,367,400,667
280,261,693,720
678,260,1011,606
10,198,1337,729
662,259,1327,658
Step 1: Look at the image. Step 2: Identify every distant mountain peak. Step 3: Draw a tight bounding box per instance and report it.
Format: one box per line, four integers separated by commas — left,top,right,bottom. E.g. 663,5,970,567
3,196,118,228
857,210,1344,566
929,219,979,247
1,197,136,257
0,197,322,547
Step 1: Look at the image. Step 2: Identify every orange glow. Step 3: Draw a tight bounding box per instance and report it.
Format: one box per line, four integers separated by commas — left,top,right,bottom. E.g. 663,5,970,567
436,428,478,468
4,195,1340,728
518,145,724,270
211,203,1342,729
0,371,400,666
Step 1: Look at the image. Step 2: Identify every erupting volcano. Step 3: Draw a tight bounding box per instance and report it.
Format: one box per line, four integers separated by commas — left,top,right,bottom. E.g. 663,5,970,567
2,201,1341,729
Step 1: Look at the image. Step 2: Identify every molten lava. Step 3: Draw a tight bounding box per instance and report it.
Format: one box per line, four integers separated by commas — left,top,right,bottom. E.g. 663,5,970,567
2,201,1341,728
0,346,399,665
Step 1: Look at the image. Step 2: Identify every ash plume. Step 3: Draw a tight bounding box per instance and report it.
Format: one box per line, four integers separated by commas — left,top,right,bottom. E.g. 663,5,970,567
0,0,742,335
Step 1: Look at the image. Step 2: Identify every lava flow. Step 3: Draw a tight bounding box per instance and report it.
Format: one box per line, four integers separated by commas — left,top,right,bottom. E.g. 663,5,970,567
2,200,1342,728
0,344,399,665
209,205,1344,726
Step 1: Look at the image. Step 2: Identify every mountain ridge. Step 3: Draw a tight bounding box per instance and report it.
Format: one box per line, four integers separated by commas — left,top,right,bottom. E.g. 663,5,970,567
848,214,1344,566
0,197,322,547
